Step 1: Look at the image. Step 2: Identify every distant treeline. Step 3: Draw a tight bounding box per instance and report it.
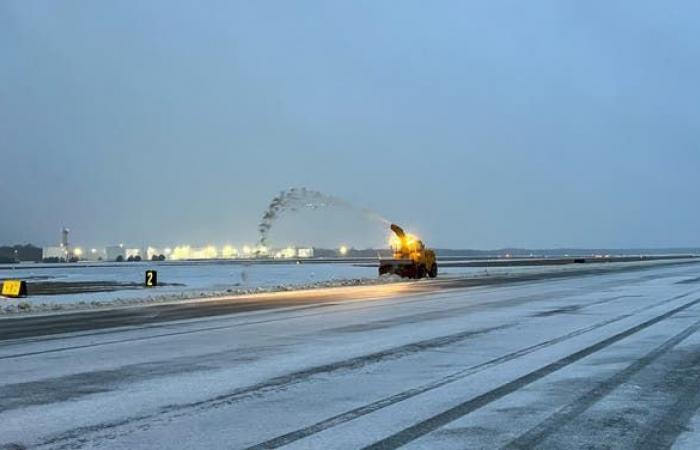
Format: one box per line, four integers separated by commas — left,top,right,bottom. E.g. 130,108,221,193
0,244,42,263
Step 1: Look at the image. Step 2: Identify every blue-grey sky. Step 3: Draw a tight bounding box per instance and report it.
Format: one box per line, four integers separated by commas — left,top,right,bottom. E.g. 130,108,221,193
2,1,699,249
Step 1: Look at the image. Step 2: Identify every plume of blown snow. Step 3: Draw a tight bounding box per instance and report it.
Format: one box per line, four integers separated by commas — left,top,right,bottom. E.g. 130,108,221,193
258,187,389,246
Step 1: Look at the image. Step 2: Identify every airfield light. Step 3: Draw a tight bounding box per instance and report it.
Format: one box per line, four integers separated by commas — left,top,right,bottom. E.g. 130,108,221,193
73,247,83,256
339,245,348,256
205,246,218,259
222,245,236,258
91,248,97,254
172,246,191,260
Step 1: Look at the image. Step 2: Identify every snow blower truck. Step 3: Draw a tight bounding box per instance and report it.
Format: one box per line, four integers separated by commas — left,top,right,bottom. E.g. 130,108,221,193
378,224,438,279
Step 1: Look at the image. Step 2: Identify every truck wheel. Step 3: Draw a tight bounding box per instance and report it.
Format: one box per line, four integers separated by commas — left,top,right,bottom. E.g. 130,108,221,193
379,265,391,276
416,265,427,279
428,263,438,278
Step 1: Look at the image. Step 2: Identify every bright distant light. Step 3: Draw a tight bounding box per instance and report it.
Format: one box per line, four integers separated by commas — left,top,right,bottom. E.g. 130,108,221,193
91,248,97,254
204,245,218,259
280,247,296,258
73,247,83,256
339,245,348,256
242,245,251,255
171,245,191,260
222,245,237,258
164,248,172,255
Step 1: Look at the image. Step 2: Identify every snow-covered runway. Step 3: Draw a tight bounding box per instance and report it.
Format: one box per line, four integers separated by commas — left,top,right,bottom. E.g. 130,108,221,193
2,261,700,449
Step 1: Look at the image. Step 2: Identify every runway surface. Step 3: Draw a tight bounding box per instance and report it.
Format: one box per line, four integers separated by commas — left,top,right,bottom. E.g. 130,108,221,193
3,260,700,449
2,260,697,341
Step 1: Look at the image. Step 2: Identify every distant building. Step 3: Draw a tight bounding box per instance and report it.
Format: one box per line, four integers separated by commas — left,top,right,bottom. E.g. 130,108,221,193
297,248,314,258
105,245,126,262
40,228,73,261
272,247,314,258
84,248,106,261
43,246,68,260
61,228,70,248
279,248,297,259
145,247,169,260
125,248,142,260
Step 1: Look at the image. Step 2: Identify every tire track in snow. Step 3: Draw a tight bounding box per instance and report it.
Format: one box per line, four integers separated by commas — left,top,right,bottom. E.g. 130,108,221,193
632,351,700,450
503,319,700,449
17,286,699,448
0,284,612,360
360,295,700,450
29,325,509,450
243,291,696,449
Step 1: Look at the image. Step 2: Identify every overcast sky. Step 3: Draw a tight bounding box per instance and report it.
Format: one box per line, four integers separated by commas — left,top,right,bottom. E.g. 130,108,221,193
2,1,699,249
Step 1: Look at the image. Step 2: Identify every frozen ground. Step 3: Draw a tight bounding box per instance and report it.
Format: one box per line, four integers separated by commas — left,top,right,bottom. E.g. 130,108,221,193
0,261,378,299
0,262,391,313
2,261,700,448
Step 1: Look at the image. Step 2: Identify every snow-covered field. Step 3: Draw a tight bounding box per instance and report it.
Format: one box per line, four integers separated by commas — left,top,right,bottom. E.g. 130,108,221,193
0,262,388,312
0,260,525,309
0,261,377,300
2,261,700,449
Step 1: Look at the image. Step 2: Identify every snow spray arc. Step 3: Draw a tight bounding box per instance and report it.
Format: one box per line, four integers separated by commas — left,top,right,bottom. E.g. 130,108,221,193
257,188,390,247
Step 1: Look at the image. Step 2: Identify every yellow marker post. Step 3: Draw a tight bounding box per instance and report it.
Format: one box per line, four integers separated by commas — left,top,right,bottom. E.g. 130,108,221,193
1,280,27,298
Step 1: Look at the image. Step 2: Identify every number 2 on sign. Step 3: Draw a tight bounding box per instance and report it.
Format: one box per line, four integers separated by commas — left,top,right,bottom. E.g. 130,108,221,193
145,270,157,287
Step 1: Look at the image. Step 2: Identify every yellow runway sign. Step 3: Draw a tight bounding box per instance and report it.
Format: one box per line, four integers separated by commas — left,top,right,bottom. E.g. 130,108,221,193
145,270,158,287
1,280,27,298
